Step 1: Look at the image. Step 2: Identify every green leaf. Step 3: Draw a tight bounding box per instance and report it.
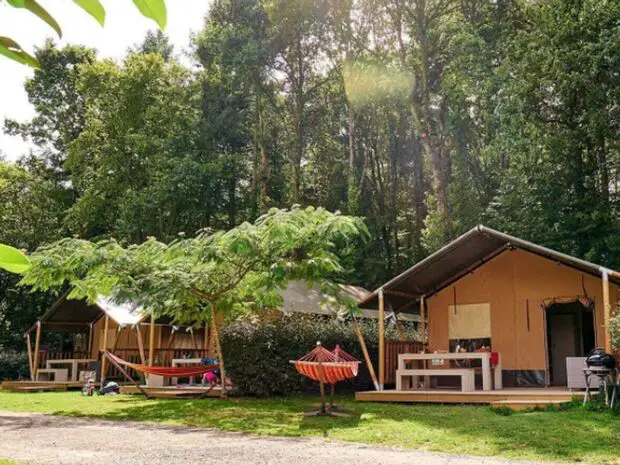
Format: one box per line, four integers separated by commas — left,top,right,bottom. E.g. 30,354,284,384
6,0,27,7
133,0,167,29
24,0,62,38
0,244,31,274
72,0,106,26
0,37,40,68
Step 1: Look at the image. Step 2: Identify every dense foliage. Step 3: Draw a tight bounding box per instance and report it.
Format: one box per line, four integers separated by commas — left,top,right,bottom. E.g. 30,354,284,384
221,315,410,396
2,0,620,349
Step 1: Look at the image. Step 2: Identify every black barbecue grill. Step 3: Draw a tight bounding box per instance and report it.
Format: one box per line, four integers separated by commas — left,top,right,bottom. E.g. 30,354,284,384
583,348,617,408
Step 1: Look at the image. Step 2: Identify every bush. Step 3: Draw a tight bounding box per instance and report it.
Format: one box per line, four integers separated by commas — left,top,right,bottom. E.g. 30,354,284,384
0,351,30,381
221,314,410,397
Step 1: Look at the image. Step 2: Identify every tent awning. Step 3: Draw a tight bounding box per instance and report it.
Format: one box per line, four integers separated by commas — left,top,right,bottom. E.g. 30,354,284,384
358,225,620,310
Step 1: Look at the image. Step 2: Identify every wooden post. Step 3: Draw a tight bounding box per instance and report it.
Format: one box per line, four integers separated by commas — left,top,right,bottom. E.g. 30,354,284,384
378,288,385,390
103,328,121,378
148,313,155,366
135,324,146,365
420,295,426,346
211,308,227,398
32,322,42,381
101,314,110,383
25,333,34,381
354,318,379,390
602,269,612,353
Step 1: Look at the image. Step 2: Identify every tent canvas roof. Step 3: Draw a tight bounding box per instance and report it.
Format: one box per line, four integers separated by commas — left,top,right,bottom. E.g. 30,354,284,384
359,225,620,310
279,280,419,322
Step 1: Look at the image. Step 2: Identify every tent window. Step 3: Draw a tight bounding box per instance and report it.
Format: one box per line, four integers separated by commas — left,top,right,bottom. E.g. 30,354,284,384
448,303,491,339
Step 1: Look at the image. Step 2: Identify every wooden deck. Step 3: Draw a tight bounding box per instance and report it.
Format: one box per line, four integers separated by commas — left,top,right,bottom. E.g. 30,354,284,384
0,381,86,392
355,387,583,408
120,385,223,398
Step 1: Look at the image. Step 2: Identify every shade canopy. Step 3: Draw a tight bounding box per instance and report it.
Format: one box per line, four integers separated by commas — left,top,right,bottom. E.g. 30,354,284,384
26,293,147,335
358,225,620,310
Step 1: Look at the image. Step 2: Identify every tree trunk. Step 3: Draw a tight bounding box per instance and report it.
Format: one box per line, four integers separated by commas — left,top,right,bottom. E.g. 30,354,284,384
211,308,228,399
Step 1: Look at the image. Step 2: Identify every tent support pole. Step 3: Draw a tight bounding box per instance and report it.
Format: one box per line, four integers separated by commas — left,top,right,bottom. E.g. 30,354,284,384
420,295,426,346
87,323,94,358
148,313,155,366
378,288,385,390
394,312,406,341
354,318,379,390
101,314,109,383
601,268,612,353
203,324,209,353
135,324,146,365
25,333,34,381
189,327,199,351
32,322,42,381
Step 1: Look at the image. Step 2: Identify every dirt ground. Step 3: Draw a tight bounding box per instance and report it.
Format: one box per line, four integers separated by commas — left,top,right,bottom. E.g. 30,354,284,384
0,411,566,465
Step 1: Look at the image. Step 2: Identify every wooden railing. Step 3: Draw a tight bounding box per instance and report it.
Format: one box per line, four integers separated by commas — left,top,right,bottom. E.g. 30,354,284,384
40,349,212,381
385,339,426,385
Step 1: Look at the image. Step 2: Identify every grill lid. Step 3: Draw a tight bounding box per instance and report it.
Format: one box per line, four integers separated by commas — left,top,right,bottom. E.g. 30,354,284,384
586,348,616,370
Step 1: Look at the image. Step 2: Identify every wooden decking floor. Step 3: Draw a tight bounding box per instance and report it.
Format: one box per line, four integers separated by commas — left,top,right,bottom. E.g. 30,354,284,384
0,381,84,392
355,387,581,405
120,385,223,398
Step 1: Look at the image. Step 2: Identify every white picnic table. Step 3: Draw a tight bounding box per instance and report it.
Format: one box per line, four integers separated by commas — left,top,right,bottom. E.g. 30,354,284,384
46,359,96,382
398,352,502,391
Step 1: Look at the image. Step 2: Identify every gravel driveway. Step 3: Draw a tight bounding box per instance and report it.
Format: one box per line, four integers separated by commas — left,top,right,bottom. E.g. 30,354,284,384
0,411,564,465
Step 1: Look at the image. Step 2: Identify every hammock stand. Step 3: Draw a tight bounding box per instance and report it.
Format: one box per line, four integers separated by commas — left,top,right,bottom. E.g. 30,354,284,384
103,351,220,399
291,342,360,417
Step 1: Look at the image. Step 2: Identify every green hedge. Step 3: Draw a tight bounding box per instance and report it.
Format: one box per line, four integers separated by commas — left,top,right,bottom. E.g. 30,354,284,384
0,352,30,381
221,314,412,397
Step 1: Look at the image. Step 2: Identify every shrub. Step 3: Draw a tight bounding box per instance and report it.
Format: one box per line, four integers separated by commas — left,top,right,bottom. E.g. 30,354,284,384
609,309,620,352
0,351,30,381
221,314,411,397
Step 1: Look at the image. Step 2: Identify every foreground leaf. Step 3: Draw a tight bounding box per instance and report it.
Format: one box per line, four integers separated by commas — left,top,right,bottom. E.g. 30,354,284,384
24,0,62,38
0,37,39,68
0,244,31,274
72,0,106,26
133,0,166,29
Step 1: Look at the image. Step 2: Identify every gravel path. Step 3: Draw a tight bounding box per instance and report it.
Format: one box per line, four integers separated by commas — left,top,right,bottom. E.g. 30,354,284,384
0,411,564,465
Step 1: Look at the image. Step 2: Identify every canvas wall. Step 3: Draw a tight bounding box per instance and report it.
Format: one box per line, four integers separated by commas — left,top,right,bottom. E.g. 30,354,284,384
426,248,617,384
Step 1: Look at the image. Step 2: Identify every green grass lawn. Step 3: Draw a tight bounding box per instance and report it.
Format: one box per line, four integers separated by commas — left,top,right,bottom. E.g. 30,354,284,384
0,391,618,464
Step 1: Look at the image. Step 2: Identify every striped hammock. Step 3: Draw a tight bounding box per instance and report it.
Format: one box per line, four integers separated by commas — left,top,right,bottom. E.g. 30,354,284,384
292,344,360,384
105,351,219,378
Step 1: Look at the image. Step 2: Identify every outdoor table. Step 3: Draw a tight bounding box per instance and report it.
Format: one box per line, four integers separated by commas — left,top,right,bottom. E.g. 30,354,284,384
46,359,96,382
398,352,502,391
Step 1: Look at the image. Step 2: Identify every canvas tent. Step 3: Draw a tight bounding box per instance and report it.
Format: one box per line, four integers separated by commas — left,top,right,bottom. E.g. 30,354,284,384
358,225,620,388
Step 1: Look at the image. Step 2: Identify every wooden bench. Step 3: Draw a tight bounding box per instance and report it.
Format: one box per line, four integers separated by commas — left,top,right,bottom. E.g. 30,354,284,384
36,368,69,382
396,368,475,392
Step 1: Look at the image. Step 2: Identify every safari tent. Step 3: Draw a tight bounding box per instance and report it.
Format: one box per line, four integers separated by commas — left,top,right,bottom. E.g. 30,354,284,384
358,225,619,395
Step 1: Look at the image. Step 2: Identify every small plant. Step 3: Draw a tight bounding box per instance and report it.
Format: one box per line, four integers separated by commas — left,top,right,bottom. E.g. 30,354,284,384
489,405,513,416
609,308,620,352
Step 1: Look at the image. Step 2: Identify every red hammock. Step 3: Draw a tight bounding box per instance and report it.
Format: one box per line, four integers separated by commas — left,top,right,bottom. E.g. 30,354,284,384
105,351,219,378
292,344,360,384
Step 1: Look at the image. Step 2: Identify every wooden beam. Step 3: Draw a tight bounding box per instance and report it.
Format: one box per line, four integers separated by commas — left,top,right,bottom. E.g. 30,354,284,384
602,269,612,353
25,333,34,381
135,324,146,365
166,328,176,350
100,314,110,382
103,328,121,378
354,319,379,390
32,322,42,380
383,289,419,299
148,313,155,366
189,327,199,351
378,288,385,389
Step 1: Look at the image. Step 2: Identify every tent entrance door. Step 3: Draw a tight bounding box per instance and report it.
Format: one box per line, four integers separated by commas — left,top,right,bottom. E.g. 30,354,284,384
546,301,595,386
